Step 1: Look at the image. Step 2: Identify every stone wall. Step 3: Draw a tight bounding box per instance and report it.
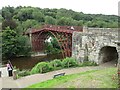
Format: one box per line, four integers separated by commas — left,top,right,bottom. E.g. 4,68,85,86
72,27,118,64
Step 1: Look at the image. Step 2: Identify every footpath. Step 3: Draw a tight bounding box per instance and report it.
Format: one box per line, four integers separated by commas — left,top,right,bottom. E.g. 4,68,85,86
0,61,116,89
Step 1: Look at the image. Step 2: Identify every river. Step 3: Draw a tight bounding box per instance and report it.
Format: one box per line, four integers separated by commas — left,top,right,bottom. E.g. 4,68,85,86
3,54,63,70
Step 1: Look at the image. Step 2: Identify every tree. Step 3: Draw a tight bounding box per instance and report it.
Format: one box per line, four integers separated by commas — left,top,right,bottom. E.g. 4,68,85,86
0,15,3,23
56,8,74,19
41,8,57,18
45,16,56,25
21,19,39,32
2,27,31,59
32,10,45,22
45,36,61,54
2,19,17,30
2,6,15,20
16,35,31,56
57,17,74,26
14,7,34,21
2,27,19,59
73,12,82,21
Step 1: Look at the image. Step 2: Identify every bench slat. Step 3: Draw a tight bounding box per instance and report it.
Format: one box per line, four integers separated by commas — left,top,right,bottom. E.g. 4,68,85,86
53,73,65,78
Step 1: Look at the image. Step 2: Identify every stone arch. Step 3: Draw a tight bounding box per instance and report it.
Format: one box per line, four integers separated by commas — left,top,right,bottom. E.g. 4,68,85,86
98,46,118,64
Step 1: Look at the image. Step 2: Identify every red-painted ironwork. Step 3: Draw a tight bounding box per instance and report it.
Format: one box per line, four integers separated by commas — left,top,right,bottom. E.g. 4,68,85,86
26,25,83,58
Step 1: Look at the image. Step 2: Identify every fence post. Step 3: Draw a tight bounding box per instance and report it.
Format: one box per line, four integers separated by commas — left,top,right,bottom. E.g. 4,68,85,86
13,70,17,80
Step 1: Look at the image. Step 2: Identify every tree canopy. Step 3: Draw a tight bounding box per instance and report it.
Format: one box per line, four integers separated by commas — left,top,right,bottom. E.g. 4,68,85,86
1,6,118,29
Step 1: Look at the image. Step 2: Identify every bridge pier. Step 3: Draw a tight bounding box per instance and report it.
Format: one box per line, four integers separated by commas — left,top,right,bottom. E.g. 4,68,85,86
72,27,119,65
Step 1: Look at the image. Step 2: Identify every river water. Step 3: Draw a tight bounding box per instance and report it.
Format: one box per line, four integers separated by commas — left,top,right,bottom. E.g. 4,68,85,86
3,54,63,70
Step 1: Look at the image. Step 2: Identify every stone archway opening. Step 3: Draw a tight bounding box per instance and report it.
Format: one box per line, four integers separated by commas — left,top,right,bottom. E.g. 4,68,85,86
98,46,118,64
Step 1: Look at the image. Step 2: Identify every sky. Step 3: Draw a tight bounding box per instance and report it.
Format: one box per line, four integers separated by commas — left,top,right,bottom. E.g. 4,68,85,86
0,0,120,15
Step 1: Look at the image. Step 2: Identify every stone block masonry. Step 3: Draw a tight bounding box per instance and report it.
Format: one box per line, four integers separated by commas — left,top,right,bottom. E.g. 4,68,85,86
72,27,119,64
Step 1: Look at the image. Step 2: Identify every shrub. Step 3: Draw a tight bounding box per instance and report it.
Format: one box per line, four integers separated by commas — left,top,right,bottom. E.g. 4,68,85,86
62,57,78,68
18,69,30,77
30,62,50,74
13,67,30,78
79,61,98,67
50,59,62,70
30,66,39,74
30,58,98,75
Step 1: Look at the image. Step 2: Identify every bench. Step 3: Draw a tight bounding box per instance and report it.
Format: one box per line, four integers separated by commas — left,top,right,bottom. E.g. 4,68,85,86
53,72,65,78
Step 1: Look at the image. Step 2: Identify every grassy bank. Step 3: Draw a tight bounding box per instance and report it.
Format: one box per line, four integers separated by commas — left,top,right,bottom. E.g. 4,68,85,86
26,67,117,88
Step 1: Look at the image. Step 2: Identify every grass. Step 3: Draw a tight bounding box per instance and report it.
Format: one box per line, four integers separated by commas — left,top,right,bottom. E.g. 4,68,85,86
25,67,118,88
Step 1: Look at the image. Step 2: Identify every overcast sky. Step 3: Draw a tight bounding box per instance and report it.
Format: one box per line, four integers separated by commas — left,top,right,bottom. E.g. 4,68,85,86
0,0,119,15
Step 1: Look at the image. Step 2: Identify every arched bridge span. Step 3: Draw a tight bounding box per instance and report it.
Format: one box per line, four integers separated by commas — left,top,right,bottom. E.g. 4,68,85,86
26,25,83,58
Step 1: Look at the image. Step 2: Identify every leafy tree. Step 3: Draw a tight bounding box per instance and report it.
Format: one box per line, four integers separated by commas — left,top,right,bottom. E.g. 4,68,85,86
2,27,31,59
42,8,57,18
2,27,19,59
51,37,60,49
56,8,74,19
45,37,61,54
45,16,56,25
2,6,15,20
32,10,45,22
2,6,118,28
0,15,3,22
2,19,17,30
16,35,31,56
57,17,74,26
14,7,34,21
72,12,83,21
21,19,39,31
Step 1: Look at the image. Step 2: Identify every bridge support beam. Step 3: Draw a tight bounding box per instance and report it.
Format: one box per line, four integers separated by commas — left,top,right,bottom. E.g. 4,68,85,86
31,31,72,58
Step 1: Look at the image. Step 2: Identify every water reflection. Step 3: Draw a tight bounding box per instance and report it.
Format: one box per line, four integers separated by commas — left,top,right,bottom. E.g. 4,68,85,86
5,54,63,70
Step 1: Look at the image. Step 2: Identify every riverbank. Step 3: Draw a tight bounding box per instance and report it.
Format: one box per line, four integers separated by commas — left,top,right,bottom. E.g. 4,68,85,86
1,61,116,89
31,53,47,57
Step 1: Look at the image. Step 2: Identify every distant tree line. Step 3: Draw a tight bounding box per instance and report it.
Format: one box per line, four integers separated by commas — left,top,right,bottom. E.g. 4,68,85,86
0,6,118,29
0,6,119,59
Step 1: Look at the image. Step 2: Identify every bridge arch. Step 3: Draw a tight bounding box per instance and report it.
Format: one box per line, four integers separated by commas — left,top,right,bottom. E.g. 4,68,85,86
26,25,83,58
36,30,66,58
98,46,118,64
31,29,73,58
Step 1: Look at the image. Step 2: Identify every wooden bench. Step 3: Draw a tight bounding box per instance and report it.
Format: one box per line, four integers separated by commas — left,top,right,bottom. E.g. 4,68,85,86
53,72,65,78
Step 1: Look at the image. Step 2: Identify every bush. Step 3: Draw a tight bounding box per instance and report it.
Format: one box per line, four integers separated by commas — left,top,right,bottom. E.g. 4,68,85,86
18,69,30,77
50,59,62,70
79,61,98,67
30,62,51,74
62,57,78,68
30,58,98,75
30,66,39,74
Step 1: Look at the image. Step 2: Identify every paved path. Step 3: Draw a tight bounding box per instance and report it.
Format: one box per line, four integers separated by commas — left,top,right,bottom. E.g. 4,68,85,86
0,61,116,89
0,67,8,77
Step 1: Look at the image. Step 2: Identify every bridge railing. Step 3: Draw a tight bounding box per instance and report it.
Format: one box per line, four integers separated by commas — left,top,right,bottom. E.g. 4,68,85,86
42,25,83,31
25,25,83,34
